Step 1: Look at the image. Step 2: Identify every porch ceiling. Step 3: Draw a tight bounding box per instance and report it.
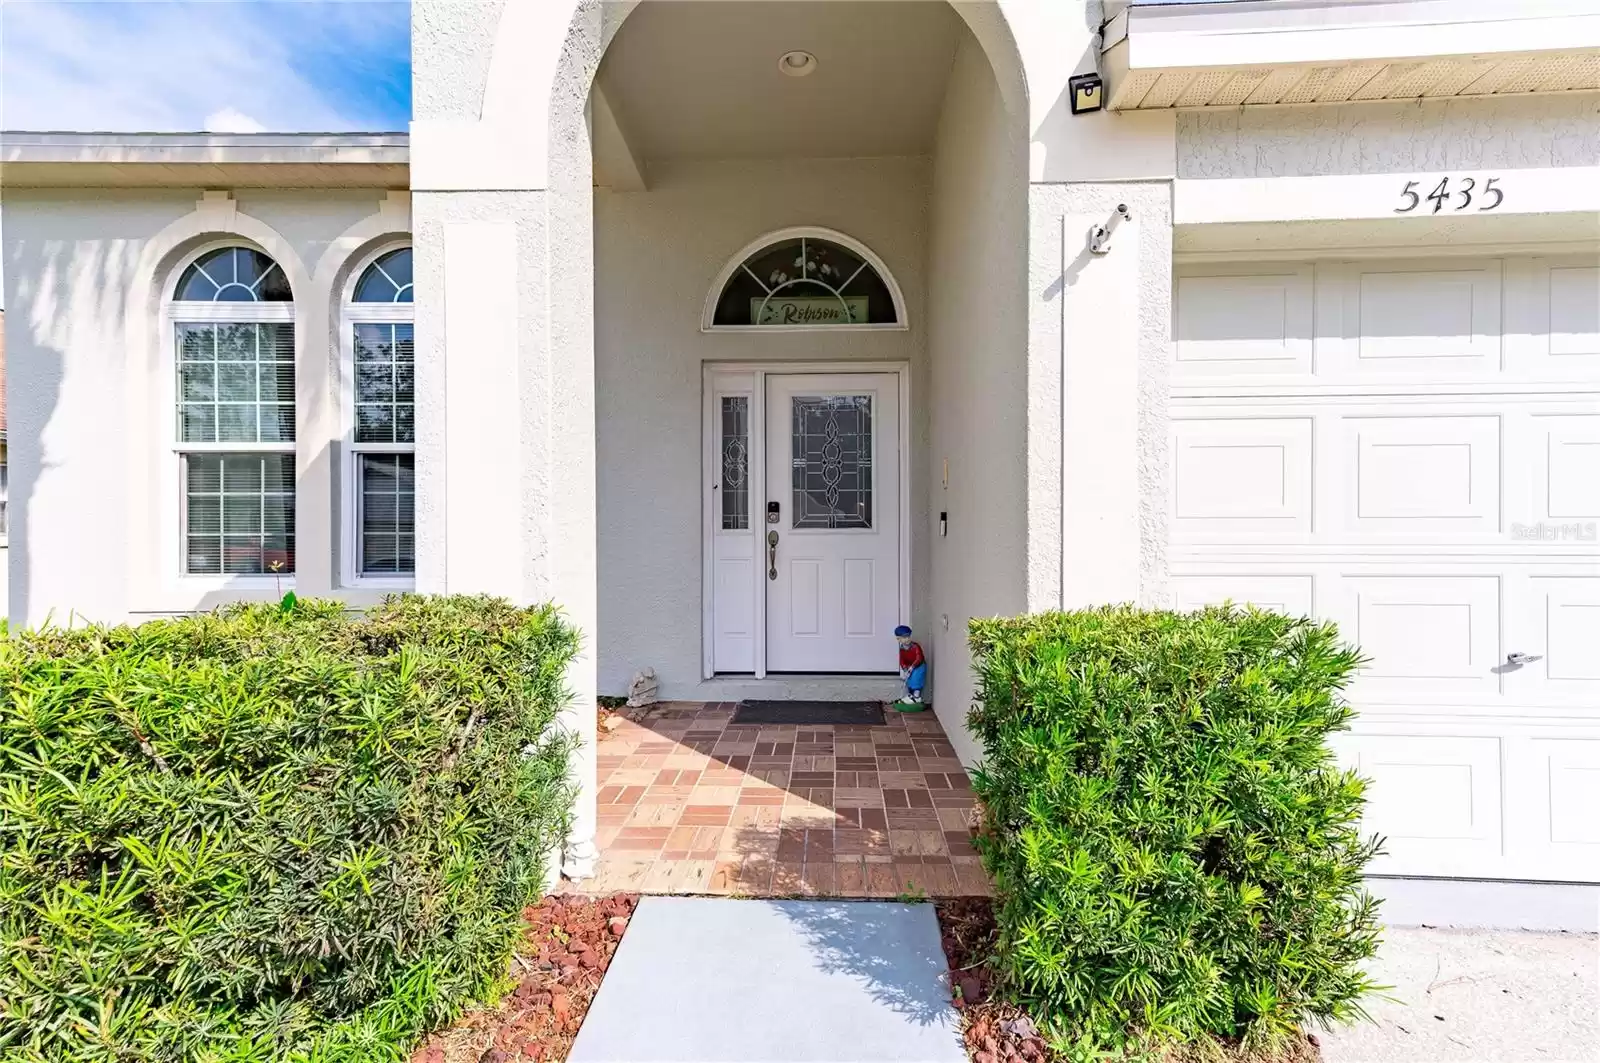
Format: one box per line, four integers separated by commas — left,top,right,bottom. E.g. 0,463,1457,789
594,1,963,164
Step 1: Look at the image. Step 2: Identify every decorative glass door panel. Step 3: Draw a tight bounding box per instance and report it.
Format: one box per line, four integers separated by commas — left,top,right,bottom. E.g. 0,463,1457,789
765,374,901,673
792,395,872,530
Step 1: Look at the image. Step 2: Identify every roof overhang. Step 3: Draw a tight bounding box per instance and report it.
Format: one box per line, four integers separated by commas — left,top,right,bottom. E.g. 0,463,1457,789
0,132,409,189
1103,0,1600,109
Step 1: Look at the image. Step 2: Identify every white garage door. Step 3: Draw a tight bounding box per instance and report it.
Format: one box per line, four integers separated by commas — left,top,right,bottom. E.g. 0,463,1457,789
1170,254,1600,883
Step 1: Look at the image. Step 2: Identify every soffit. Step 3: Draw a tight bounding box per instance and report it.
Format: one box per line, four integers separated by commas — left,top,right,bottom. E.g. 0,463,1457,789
1106,0,1600,109
595,1,962,162
0,133,409,189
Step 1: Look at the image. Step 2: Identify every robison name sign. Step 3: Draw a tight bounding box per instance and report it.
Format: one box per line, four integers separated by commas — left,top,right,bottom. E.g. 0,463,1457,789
751,296,869,326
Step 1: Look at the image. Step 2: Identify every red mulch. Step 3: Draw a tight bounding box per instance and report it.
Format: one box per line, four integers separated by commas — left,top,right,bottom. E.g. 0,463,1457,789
937,898,1053,1063
411,894,638,1063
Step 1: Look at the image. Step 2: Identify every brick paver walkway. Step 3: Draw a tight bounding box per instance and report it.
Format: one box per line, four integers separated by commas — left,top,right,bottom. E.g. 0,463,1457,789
573,702,991,898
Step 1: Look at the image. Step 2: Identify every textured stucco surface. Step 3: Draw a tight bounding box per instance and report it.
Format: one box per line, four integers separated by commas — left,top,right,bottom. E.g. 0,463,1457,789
2,189,391,624
410,0,504,121
926,28,1029,769
593,156,931,701
1318,927,1599,1063
1178,94,1600,179
409,190,551,603
1026,181,1173,614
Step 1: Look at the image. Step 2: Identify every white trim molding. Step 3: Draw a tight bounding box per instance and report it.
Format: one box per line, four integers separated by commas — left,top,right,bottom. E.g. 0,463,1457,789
701,227,910,333
1175,166,1600,228
338,242,417,591
126,199,313,611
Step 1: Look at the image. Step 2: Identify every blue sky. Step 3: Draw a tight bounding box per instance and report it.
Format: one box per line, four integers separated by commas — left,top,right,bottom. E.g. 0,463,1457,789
1,0,411,132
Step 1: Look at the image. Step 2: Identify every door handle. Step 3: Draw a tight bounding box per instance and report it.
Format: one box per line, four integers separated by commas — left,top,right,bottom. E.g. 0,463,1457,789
767,530,779,581
1505,651,1542,667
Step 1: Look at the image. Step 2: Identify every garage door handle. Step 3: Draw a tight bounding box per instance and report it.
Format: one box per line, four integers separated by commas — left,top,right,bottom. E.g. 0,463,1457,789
1505,651,1541,667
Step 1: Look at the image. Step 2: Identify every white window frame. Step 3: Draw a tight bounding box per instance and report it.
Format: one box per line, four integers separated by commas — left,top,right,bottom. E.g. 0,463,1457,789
701,226,910,333
340,243,416,589
163,239,297,590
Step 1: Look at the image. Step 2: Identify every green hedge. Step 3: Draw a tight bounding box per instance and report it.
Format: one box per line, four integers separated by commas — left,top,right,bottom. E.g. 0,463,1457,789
0,595,578,1062
969,606,1381,1057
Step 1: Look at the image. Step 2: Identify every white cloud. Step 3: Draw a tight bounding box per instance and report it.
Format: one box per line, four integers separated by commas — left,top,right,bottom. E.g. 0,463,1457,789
0,1,406,132
204,107,268,134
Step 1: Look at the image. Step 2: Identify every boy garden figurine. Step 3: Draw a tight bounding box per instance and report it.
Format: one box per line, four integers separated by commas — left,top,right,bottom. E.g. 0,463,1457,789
893,625,928,711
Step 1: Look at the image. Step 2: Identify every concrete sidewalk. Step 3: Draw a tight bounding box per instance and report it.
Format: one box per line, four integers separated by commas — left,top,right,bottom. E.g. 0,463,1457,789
569,897,964,1063
1319,927,1598,1062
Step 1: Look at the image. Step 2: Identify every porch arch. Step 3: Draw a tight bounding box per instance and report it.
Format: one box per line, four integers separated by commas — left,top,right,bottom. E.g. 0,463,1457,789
478,2,1029,138
463,1,1032,883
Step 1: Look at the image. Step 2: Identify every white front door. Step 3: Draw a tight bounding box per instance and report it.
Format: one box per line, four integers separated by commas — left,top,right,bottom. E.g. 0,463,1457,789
762,373,901,672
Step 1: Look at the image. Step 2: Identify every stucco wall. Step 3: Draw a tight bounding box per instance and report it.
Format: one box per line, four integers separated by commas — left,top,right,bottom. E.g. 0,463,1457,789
2,188,399,625
1177,94,1600,179
411,0,505,121
1026,179,1174,618
925,30,1030,767
593,156,931,699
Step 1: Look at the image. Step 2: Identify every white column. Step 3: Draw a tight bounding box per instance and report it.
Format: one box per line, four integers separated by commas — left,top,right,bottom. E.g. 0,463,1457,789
410,0,609,885
548,174,599,881
1060,209,1143,607
441,221,524,595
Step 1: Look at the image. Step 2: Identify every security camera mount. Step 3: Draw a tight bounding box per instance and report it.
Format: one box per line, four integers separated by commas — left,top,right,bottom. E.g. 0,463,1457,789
1088,203,1130,255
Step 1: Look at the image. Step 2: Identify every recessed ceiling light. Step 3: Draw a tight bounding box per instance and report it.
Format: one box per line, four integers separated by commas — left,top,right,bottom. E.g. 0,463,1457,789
778,50,818,77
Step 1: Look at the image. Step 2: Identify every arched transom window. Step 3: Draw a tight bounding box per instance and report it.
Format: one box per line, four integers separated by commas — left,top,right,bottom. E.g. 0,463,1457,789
343,246,415,582
176,246,292,302
169,244,296,577
352,247,413,303
706,230,905,329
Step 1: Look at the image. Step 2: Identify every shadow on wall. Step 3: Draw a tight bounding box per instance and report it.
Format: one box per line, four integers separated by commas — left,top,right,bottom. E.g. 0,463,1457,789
1027,4,1102,181
8,234,69,627
8,226,357,628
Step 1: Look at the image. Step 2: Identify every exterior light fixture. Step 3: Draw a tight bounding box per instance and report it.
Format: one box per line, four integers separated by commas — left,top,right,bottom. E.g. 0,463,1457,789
1069,71,1104,114
778,50,818,77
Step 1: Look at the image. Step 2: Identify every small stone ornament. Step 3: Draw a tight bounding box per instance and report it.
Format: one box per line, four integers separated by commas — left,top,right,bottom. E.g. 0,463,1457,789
893,625,928,712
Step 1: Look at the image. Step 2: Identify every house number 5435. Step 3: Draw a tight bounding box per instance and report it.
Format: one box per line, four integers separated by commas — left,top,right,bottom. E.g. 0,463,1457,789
1396,175,1503,214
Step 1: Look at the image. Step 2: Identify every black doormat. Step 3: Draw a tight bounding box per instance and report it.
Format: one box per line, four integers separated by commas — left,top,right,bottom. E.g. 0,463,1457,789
732,699,887,726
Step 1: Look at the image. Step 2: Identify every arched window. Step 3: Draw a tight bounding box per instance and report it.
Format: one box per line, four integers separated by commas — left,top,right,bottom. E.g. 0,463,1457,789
352,247,413,303
175,246,293,302
168,243,296,577
342,245,415,582
705,229,905,330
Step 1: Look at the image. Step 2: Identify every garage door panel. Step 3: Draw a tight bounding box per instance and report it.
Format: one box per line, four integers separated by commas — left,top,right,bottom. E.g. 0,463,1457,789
1341,576,1500,698
1171,574,1314,615
1172,418,1312,539
1505,738,1600,880
1343,415,1501,535
1548,267,1600,356
1535,415,1600,522
1326,260,1502,374
1506,256,1600,375
1331,733,1504,877
1506,575,1600,704
1174,266,1313,376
